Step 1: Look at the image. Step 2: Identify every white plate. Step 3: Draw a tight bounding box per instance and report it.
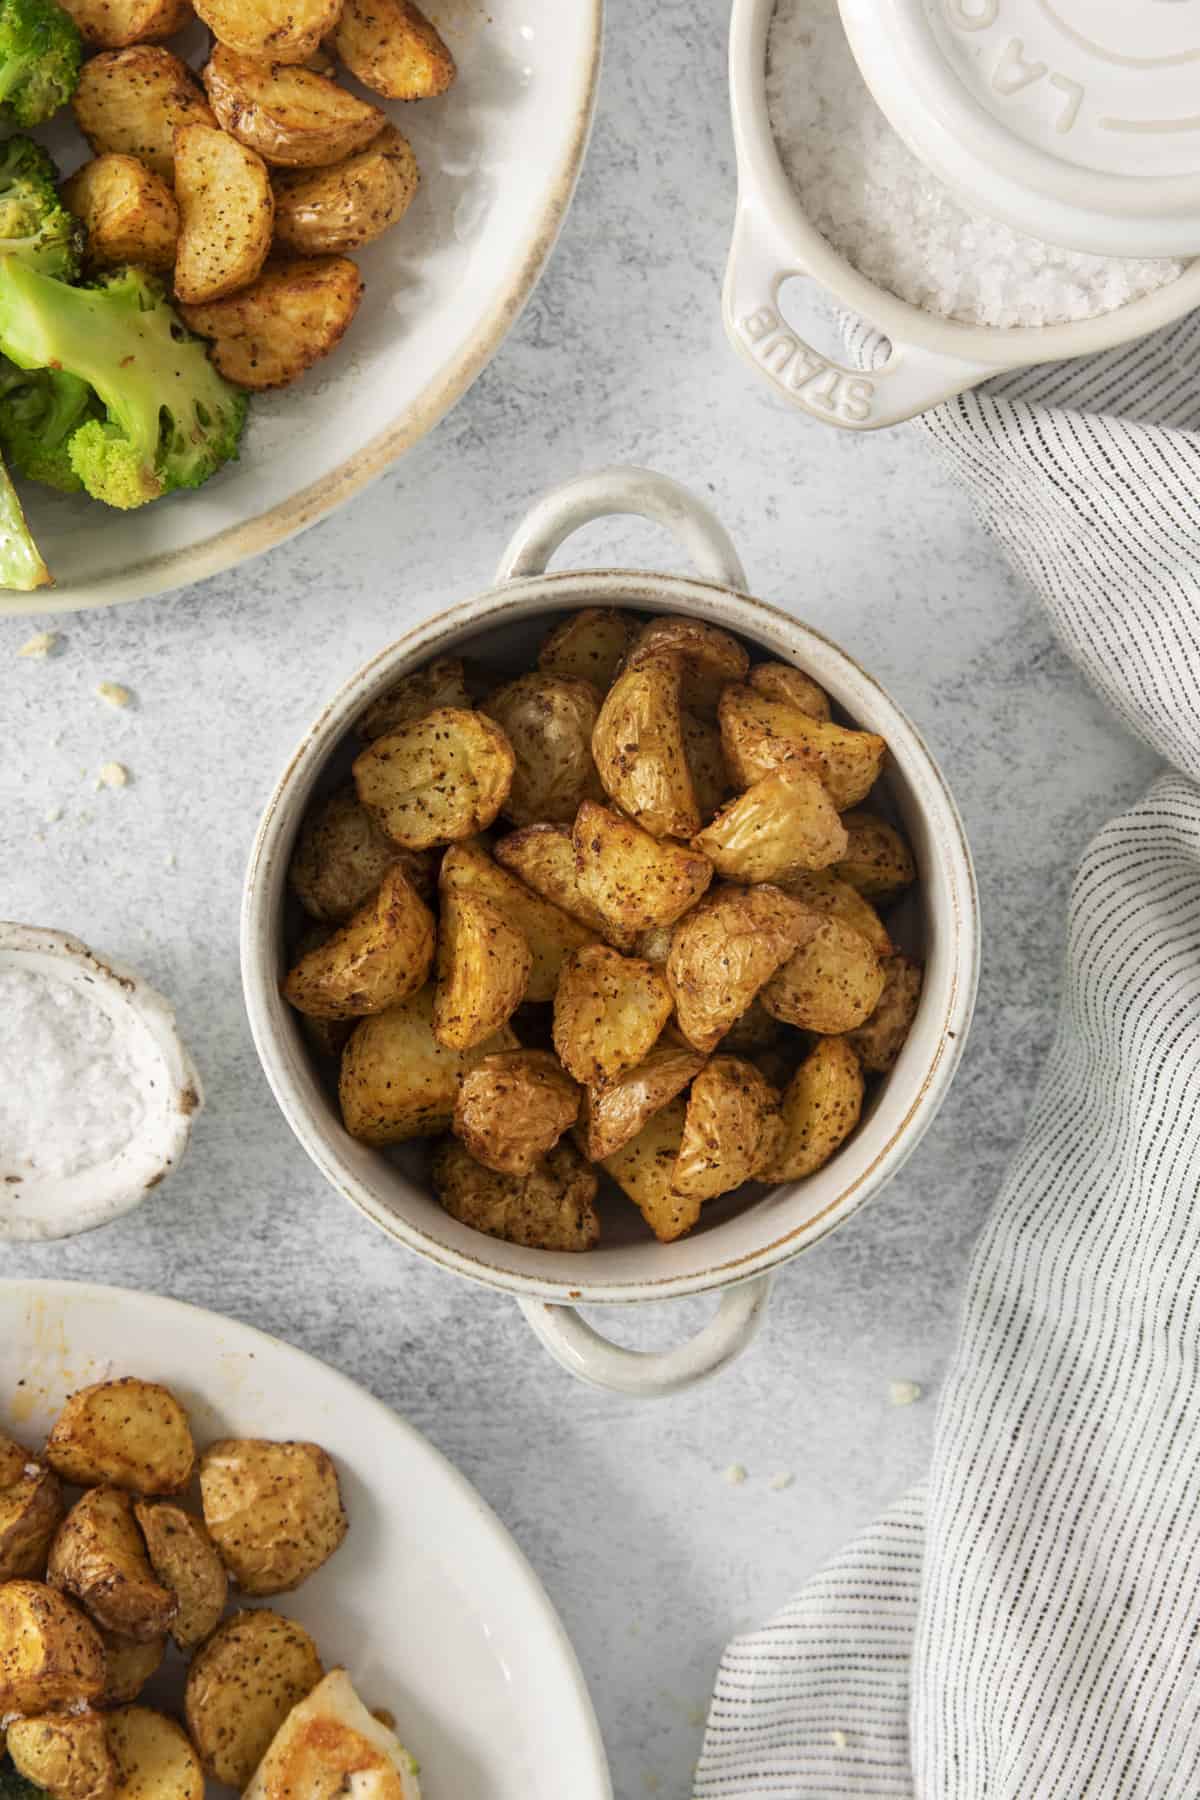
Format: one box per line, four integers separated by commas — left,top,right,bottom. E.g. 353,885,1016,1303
0,1279,613,1800
7,0,602,616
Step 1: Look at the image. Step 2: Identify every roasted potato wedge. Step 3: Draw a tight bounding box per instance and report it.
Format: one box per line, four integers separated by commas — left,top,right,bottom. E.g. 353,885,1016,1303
760,1036,864,1181
674,1057,781,1201
273,125,418,253
283,862,435,1021
573,801,712,948
0,1427,27,1487
682,710,730,820
592,657,699,840
845,954,923,1073
0,1456,64,1582
45,1378,195,1495
203,46,387,168
133,1504,226,1652
334,0,456,99
578,1044,705,1162
173,124,273,305
601,1096,698,1243
626,617,748,719
553,944,673,1085
719,685,886,809
289,783,434,924
195,0,340,63
494,822,611,937
748,661,832,720
358,658,469,743
180,254,363,389
72,49,216,184
107,1707,202,1800
7,1708,115,1800
98,1631,165,1707
453,1049,581,1175
692,766,848,883
352,707,514,850
185,1611,322,1786
59,0,190,48
719,995,783,1053
48,1488,177,1644
433,888,531,1050
339,983,518,1144
761,917,886,1034
243,1669,420,1800
62,156,178,273
772,867,892,957
0,1581,106,1715
433,1138,600,1251
481,674,604,827
538,608,634,690
439,842,595,1003
199,1439,346,1596
836,810,916,900
666,883,816,1053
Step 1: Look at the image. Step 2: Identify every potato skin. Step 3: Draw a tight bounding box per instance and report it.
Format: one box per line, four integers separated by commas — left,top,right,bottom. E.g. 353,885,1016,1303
283,862,435,1021
0,1580,106,1715
493,822,611,938
358,658,470,743
665,883,816,1053
59,0,190,49
718,684,886,809
578,1044,706,1162
553,944,673,1085
573,801,712,948
748,661,831,721
626,617,748,719
289,783,433,924
199,1439,347,1596
601,1096,698,1243
97,1630,165,1707
433,1138,600,1251
7,1708,115,1800
681,710,731,821
185,1611,322,1787
133,1503,227,1652
761,917,886,1035
107,1705,204,1800
194,0,341,63
836,811,917,900
439,842,595,1004
0,1457,65,1582
72,49,217,184
179,255,363,391
48,1487,178,1644
45,1378,195,1495
353,707,515,851
538,608,635,690
433,889,531,1051
453,1050,580,1176
692,767,848,883
273,126,418,254
333,0,456,99
481,673,605,827
62,156,179,274
760,1037,864,1182
592,657,700,840
339,984,519,1145
773,867,893,958
203,47,386,168
845,954,923,1073
674,1057,781,1201
173,123,274,305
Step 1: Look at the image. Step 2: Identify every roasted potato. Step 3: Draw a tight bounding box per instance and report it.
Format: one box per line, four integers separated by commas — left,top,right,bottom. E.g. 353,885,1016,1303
199,1440,346,1596
453,1049,580,1175
772,867,892,957
180,254,363,389
45,1379,195,1495
553,944,673,1085
836,811,916,900
433,1138,600,1251
333,0,456,99
173,124,273,305
0,1581,106,1715
665,883,815,1053
72,49,217,183
352,707,514,850
439,842,594,1002
0,1454,64,1582
0,1427,27,1487
194,0,340,63
97,1631,165,1707
592,657,699,840
493,822,611,937
845,954,922,1073
243,1668,419,1800
718,685,886,809
133,1504,226,1652
573,801,712,948
59,0,190,47
273,126,418,254
682,710,730,820
289,783,434,924
538,608,634,690
48,1488,177,1644
7,1709,115,1800
358,658,470,743
107,1707,203,1800
577,1044,705,1162
61,156,178,273
674,1058,780,1201
481,674,605,827
761,917,886,1034
626,617,748,719
433,888,531,1050
339,983,518,1144
692,766,848,883
283,863,435,1020
601,1096,698,1243
203,47,387,168
748,660,831,721
185,1611,322,1786
760,1036,864,1181
719,995,783,1053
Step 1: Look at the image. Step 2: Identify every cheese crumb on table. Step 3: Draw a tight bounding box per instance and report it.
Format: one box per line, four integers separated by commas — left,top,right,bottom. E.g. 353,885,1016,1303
888,1379,921,1407
97,762,129,789
18,631,59,658
723,1463,747,1486
96,682,131,708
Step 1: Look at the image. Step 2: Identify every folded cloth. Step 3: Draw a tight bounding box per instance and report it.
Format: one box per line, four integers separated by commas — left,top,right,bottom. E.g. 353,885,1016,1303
696,313,1200,1799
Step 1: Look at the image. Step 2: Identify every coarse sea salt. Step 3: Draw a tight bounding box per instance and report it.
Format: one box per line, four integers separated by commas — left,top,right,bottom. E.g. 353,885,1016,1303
765,0,1184,330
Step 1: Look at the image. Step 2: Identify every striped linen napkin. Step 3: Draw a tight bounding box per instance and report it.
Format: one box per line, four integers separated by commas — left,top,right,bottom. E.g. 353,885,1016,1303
695,313,1200,1798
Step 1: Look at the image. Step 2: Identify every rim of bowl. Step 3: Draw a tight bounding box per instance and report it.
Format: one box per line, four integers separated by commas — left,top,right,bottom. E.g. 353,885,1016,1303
241,570,980,1303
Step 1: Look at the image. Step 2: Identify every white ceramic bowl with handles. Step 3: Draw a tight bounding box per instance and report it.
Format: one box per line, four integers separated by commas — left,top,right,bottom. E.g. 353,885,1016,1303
241,466,979,1396
725,0,1200,430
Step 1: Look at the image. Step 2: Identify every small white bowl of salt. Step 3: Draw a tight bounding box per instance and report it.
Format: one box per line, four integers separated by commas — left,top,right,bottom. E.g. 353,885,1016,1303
0,924,202,1241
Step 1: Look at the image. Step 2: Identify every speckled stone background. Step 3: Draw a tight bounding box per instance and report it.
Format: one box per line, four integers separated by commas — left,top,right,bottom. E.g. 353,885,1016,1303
0,2,1163,1794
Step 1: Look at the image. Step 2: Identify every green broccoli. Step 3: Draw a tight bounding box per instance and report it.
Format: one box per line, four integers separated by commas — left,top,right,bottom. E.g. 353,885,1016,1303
0,358,101,490
0,136,83,279
0,442,49,588
0,259,248,510
0,0,82,125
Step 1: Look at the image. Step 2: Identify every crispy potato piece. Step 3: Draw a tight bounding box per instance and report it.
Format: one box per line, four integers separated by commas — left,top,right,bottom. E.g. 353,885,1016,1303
0,1581,106,1715
185,1612,322,1787
334,0,455,99
98,1632,164,1707
836,810,916,900
692,766,848,883
48,1488,177,1644
748,661,831,720
538,608,634,690
481,674,604,827
626,618,748,719
339,984,518,1145
719,995,783,1053
358,658,469,743
45,1379,195,1496
203,47,386,168
289,783,434,924
433,1138,599,1251
553,944,673,1085
666,883,816,1053
761,917,886,1034
772,867,893,958
59,0,190,47
440,843,594,1003
601,1096,698,1243
453,1049,580,1175
283,863,435,1021
719,685,886,809
433,889,531,1051
0,1457,65,1583
273,124,418,253
62,156,178,273
133,1504,226,1652
8,1709,115,1800
761,1037,864,1181
573,801,712,949
107,1708,202,1800
291,927,355,1062
578,1044,705,1162
494,823,611,938
199,1439,346,1596
173,124,273,305
682,710,730,821
0,1427,27,1487
195,0,340,62
352,707,514,850
592,658,699,840
180,255,363,390
72,50,216,184
845,954,923,1073
674,1057,780,1201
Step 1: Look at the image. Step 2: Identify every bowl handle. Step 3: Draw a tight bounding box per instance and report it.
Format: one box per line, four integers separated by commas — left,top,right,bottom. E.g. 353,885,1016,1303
723,202,1000,430
516,1276,772,1397
495,464,748,590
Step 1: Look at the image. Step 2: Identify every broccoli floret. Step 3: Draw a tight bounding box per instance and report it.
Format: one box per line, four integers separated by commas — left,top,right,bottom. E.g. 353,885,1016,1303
0,259,248,510
0,357,101,490
0,136,82,279
0,451,48,589
0,0,81,125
